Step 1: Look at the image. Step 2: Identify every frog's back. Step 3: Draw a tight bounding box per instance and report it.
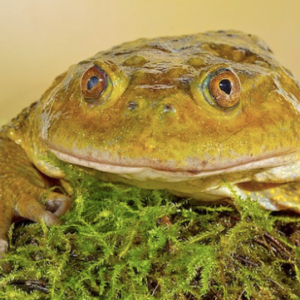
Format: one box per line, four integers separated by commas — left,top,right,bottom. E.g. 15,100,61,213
97,30,274,66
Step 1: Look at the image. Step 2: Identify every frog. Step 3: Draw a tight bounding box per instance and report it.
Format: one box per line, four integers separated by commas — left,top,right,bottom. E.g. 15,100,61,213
1,30,300,262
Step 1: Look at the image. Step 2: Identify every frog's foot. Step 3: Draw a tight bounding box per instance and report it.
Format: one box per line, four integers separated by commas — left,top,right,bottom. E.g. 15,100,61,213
0,179,71,271
0,138,72,271
236,182,300,213
0,203,12,260
0,185,71,272
0,204,12,273
13,183,72,225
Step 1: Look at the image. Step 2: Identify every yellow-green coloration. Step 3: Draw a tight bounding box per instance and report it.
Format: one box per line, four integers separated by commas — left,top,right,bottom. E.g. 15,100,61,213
0,161,300,299
1,30,300,264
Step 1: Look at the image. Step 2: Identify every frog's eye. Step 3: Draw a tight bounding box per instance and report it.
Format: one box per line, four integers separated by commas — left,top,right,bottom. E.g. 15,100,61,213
81,66,108,100
208,69,241,108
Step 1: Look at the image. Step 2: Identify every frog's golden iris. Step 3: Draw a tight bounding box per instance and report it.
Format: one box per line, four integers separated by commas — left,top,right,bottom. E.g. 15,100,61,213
81,65,108,100
208,69,241,108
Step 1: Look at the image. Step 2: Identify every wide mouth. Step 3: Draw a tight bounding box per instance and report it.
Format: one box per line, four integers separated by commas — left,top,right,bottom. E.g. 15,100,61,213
50,148,297,182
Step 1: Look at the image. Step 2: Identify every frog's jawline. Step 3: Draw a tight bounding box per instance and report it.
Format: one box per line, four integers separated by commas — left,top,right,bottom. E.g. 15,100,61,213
51,149,294,181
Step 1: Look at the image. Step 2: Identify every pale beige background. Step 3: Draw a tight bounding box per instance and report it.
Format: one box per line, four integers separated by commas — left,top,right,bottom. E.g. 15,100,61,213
1,0,300,124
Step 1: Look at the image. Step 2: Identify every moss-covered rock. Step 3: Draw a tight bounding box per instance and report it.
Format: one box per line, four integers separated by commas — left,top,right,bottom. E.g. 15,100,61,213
1,159,300,299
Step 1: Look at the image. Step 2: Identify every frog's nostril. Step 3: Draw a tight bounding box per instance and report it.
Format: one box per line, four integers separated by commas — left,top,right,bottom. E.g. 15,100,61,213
127,101,138,110
163,104,176,113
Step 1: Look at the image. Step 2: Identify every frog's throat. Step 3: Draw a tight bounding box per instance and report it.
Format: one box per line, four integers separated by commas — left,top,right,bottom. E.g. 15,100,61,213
50,149,297,182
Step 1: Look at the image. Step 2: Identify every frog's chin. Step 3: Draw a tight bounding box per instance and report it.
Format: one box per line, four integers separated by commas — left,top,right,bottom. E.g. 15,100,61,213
51,149,297,182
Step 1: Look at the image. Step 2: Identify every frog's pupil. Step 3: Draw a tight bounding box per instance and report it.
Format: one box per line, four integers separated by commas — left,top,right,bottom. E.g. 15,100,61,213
219,79,232,95
87,76,99,90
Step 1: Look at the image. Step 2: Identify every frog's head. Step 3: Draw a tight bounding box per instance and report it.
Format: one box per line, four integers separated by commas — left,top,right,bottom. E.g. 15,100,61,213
30,31,300,180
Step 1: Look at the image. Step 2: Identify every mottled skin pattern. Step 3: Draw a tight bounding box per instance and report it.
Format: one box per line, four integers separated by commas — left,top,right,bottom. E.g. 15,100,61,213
1,30,300,262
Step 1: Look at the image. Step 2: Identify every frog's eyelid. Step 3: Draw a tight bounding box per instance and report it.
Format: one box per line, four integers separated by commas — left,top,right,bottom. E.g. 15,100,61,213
78,59,92,65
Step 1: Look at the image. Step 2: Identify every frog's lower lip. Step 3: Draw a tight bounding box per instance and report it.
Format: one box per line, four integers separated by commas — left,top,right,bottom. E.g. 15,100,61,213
51,149,296,181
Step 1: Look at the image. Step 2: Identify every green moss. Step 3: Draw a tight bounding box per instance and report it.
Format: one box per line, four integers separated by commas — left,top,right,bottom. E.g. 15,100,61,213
1,158,300,299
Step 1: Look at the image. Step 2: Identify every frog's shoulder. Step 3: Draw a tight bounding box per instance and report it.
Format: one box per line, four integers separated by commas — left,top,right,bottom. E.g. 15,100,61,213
0,102,38,139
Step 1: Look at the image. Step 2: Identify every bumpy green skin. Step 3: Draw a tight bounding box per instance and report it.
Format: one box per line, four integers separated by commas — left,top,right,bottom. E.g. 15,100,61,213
1,30,300,260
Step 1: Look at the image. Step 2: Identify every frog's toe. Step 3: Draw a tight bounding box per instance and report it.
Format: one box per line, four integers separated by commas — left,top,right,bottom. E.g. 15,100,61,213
0,202,14,252
0,240,11,273
0,240,8,257
0,203,14,272
43,191,72,217
9,176,72,225
16,194,62,226
0,238,9,270
0,239,11,272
